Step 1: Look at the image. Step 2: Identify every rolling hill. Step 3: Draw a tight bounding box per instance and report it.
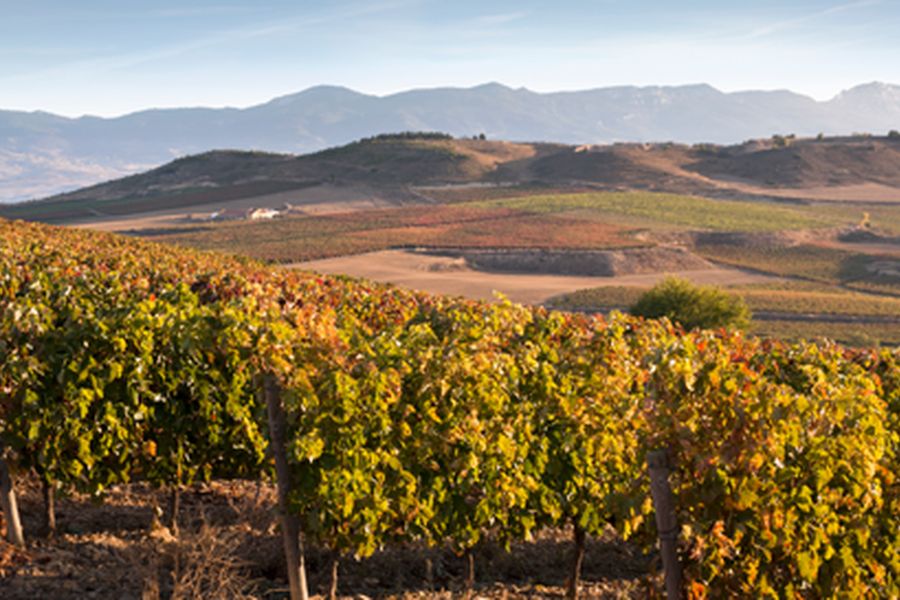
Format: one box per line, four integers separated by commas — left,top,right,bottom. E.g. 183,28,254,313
4,133,900,224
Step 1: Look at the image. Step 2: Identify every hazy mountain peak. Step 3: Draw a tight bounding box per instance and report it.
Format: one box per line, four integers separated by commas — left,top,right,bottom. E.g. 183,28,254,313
264,85,370,107
832,81,900,101
471,81,515,92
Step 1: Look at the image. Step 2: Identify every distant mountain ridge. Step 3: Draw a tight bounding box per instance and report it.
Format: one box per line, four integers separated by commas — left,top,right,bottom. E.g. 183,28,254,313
2,81,900,203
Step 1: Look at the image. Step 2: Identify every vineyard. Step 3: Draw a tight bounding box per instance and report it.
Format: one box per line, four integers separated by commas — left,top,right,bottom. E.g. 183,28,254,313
156,204,639,264
2,217,900,598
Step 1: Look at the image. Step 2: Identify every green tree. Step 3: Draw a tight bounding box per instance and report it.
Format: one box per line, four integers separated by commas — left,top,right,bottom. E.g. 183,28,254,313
630,277,751,331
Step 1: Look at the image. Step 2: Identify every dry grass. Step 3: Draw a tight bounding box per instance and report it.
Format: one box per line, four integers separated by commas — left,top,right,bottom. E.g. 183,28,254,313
168,522,257,600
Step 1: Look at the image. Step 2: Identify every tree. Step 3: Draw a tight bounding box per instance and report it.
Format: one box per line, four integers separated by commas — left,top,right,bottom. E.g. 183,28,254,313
630,277,751,331
888,130,900,140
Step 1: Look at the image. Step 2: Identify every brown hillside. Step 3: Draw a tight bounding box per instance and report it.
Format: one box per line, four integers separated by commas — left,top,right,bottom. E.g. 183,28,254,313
689,137,900,188
0,138,539,222
5,134,900,224
496,137,900,196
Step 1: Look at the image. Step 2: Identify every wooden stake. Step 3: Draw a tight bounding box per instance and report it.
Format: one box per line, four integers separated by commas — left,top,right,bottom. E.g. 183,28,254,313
43,478,56,537
425,556,434,592
168,485,181,533
566,523,586,599
328,553,340,600
0,454,24,546
464,548,475,599
263,374,309,600
648,449,682,600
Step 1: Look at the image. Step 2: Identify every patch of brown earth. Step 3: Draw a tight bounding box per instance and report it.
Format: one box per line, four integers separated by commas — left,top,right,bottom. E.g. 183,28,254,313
0,477,650,599
440,246,713,276
291,249,780,305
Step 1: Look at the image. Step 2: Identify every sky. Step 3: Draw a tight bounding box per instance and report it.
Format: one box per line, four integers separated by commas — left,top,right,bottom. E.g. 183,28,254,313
2,0,899,117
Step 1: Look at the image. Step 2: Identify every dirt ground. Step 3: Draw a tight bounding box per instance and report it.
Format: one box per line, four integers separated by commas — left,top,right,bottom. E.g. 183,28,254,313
291,249,780,305
0,478,651,599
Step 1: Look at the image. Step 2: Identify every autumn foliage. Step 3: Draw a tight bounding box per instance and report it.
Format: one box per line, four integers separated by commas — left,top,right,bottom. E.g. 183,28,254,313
1,218,898,597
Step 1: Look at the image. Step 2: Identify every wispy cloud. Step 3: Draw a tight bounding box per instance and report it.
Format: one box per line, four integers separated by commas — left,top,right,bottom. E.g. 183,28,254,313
149,6,255,18
744,0,881,39
822,0,882,15
472,11,530,27
2,0,421,79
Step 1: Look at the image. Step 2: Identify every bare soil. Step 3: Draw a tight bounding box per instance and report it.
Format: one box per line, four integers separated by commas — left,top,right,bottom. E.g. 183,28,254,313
435,246,713,277
291,249,779,305
0,477,651,599
72,184,405,233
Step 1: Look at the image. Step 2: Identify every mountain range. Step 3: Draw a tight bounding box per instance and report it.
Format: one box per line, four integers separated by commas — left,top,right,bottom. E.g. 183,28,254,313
3,81,900,203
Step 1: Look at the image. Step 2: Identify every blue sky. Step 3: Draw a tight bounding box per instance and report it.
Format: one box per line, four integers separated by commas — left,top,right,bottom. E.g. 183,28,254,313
2,0,898,117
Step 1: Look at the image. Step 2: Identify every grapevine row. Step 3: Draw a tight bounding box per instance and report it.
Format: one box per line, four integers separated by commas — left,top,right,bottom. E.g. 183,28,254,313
1,218,898,597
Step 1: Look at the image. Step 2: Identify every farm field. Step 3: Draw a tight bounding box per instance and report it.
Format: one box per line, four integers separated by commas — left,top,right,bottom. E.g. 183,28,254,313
467,191,833,232
546,282,900,345
6,135,900,346
141,184,900,345
694,243,900,296
3,218,900,599
154,204,643,263
291,249,776,305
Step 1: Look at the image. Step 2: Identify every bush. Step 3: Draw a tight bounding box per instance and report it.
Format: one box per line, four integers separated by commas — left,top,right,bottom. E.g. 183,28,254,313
629,277,751,331
361,131,453,143
772,133,796,148
889,130,900,140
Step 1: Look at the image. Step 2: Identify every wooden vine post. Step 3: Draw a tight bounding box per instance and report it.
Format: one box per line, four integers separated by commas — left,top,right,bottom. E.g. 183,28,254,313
263,374,309,600
0,449,25,547
647,449,682,600
42,478,56,537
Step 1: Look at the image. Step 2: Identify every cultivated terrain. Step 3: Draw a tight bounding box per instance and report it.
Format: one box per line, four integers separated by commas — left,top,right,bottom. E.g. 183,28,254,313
3,218,899,599
5,132,900,346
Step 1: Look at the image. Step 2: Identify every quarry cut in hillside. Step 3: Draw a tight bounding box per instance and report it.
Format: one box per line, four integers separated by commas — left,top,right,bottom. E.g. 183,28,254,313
423,245,714,277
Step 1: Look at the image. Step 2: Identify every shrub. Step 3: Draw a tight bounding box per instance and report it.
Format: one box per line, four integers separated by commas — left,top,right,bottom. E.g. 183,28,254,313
361,131,453,143
629,277,751,331
772,133,796,148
